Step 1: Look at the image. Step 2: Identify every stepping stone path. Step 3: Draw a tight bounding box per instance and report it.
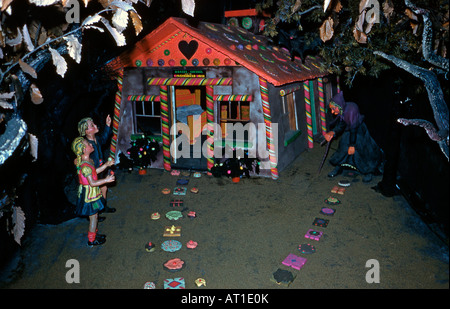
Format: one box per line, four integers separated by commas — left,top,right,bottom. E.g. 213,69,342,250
272,179,349,287
145,170,203,289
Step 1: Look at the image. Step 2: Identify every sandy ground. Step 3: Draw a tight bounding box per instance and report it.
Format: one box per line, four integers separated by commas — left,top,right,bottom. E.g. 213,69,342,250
1,144,448,290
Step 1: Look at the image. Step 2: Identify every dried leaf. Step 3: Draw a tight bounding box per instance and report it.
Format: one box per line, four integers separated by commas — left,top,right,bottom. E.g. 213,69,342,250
19,59,37,79
354,0,376,39
130,10,143,36
37,25,47,46
27,20,41,44
355,1,366,31
0,30,5,48
323,0,332,12
12,206,25,246
28,0,60,6
410,22,418,35
404,8,418,21
49,47,68,77
382,0,394,22
100,17,126,46
333,0,342,13
0,100,14,109
442,21,449,30
319,17,334,42
181,0,195,17
292,0,302,14
353,26,367,44
0,92,14,99
5,27,22,47
30,83,43,104
22,24,34,51
83,25,105,32
112,8,128,33
98,0,112,8
358,0,370,13
82,14,102,27
29,133,38,161
110,0,134,11
1,0,14,12
64,34,82,63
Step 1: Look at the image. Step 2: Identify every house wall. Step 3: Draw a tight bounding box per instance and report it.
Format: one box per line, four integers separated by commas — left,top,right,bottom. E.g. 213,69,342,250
116,66,272,176
269,82,308,173
117,66,332,177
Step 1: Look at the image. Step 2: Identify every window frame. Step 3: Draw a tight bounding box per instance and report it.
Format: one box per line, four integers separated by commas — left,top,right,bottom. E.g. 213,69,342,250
133,100,162,136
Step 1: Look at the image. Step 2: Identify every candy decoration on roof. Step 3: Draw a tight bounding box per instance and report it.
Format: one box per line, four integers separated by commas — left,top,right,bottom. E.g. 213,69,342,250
242,17,252,30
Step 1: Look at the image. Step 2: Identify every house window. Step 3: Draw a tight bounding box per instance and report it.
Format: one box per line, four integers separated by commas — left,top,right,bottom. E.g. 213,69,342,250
282,92,298,131
134,100,161,136
218,100,250,140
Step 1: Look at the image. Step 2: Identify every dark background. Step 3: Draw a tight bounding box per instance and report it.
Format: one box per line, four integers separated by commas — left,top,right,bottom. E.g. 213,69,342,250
0,0,448,272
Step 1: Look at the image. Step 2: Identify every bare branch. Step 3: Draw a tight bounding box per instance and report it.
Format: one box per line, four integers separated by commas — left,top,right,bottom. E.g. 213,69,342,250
374,51,448,132
374,50,449,160
404,0,449,71
397,118,444,142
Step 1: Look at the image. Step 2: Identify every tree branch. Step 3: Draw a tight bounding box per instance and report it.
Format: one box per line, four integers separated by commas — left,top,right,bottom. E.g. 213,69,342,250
405,0,449,71
397,118,444,142
374,50,449,160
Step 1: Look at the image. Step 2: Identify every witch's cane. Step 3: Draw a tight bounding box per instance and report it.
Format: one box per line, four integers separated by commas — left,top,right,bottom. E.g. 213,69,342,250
318,139,332,175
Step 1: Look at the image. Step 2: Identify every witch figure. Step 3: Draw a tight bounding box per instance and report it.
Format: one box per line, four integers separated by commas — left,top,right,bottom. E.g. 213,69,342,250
324,92,383,182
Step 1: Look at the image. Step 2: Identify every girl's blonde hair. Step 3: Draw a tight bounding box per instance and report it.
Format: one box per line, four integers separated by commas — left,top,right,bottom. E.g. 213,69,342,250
72,136,86,167
77,117,93,136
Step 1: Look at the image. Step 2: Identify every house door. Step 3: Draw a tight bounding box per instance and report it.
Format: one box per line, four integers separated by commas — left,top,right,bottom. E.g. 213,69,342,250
171,86,208,170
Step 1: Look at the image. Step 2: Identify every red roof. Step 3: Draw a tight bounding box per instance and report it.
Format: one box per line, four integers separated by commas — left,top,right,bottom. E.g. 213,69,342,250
106,17,327,86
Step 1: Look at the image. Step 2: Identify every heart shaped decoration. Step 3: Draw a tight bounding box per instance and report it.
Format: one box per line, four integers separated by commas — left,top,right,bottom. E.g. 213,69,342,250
178,40,199,60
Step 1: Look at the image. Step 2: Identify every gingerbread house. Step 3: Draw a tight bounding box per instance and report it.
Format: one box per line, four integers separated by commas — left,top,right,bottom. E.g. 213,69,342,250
105,17,337,179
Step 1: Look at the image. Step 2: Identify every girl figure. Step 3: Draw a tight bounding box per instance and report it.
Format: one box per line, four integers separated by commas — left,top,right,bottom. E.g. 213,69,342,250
324,92,383,182
72,136,115,246
77,116,115,213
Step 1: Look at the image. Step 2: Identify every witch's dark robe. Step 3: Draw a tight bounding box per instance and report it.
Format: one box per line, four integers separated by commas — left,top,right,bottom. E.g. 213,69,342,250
329,102,382,175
